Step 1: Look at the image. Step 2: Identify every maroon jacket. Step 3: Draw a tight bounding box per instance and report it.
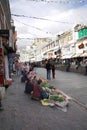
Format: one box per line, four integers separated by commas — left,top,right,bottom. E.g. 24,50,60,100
32,84,41,98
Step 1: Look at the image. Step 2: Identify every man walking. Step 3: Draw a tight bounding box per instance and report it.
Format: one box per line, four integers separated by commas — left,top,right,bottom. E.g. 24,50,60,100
51,63,55,79
45,60,51,80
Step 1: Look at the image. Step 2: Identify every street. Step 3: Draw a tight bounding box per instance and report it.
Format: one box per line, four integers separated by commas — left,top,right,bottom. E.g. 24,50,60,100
0,68,87,130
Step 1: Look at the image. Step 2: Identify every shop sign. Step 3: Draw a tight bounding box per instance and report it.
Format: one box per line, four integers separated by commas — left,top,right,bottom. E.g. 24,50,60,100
78,43,84,49
0,30,9,39
78,28,87,39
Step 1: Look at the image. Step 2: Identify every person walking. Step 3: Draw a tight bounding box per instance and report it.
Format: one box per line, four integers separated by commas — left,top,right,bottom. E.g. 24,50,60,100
51,63,55,79
45,60,51,80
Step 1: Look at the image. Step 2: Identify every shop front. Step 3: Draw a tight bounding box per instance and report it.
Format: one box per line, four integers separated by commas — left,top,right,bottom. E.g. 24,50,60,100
0,30,9,86
0,48,4,86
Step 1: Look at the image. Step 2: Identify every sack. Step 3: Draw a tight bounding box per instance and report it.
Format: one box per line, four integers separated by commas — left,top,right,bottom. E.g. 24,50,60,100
41,91,48,99
0,87,6,100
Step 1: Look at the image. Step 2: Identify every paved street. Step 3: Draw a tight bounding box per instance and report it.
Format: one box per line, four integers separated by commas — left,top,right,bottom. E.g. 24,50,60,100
0,68,87,130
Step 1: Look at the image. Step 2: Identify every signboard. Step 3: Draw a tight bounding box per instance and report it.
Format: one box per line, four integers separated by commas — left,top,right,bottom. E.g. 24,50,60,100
0,30,9,39
78,28,87,39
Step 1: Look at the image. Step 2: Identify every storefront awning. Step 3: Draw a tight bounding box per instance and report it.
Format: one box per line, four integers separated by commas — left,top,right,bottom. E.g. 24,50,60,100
71,53,82,58
61,54,75,59
80,52,87,57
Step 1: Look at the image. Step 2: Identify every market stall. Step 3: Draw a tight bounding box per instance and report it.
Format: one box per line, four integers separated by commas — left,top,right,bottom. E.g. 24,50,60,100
22,70,71,112
40,80,71,112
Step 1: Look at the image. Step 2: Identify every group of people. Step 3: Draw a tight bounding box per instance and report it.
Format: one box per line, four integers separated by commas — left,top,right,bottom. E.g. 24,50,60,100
45,59,55,80
21,64,49,100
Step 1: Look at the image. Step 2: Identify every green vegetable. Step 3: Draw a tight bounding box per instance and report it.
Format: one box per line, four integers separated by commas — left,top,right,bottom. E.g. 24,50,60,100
40,82,49,88
48,86,54,89
43,99,51,103
49,95,65,102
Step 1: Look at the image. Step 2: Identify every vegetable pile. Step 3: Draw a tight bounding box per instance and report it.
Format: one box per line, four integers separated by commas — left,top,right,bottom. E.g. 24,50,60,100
49,95,65,102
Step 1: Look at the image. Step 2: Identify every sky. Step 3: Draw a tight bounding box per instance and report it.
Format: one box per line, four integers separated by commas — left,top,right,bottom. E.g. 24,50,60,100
9,0,87,49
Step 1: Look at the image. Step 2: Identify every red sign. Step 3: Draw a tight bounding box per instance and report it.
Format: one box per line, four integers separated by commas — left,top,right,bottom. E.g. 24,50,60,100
78,43,84,49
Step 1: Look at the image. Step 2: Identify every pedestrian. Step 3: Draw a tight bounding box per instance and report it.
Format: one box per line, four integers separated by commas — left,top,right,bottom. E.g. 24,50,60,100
51,64,55,79
33,63,37,73
29,63,34,72
45,60,51,80
21,69,28,82
66,59,71,72
14,60,21,75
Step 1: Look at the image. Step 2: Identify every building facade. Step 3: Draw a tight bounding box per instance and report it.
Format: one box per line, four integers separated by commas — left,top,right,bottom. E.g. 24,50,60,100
0,0,17,86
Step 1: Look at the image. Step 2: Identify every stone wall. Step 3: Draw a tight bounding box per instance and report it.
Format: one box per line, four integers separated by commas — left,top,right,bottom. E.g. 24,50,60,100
56,65,86,75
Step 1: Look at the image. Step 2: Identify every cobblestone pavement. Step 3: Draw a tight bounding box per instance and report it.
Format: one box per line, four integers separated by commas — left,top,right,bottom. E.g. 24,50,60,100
0,68,87,130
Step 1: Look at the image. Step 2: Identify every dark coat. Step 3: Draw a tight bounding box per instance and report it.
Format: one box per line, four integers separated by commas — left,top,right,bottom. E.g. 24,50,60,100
46,62,51,70
25,80,34,94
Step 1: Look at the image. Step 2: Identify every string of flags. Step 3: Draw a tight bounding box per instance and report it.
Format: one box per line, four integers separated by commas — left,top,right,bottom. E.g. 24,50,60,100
26,0,87,4
12,14,74,24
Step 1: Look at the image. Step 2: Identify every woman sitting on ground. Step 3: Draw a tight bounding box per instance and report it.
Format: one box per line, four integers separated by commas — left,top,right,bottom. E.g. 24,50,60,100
31,78,42,100
31,78,49,100
24,76,34,94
